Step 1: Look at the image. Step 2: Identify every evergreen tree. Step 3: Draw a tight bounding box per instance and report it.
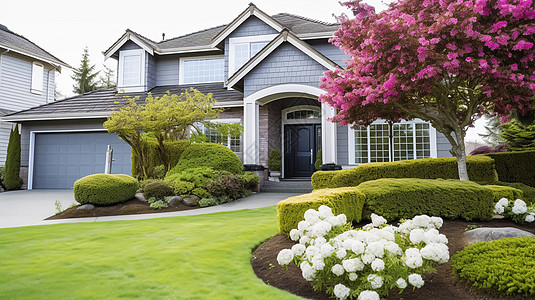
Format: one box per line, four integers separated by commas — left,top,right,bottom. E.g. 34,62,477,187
98,64,116,89
4,126,22,190
71,47,99,94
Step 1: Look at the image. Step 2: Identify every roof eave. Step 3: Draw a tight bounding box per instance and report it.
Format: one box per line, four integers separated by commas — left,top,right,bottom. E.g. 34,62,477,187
1,112,112,122
0,44,71,71
103,31,155,61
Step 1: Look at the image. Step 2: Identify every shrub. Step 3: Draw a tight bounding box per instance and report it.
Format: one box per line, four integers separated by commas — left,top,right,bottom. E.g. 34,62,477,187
500,120,535,151
268,149,282,171
312,156,497,189
4,126,22,190
277,187,366,234
486,181,535,204
143,180,174,199
452,237,535,297
74,174,138,205
241,172,260,191
493,198,535,224
483,184,524,204
315,149,322,171
485,150,535,187
164,167,218,197
150,200,168,209
199,197,218,207
357,178,495,221
131,137,190,179
469,144,509,155
206,172,245,200
168,143,243,175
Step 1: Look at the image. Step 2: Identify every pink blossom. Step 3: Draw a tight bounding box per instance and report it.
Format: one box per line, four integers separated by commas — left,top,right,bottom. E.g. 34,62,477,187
447,52,458,60
492,21,508,32
513,40,534,50
511,64,518,71
465,57,473,62
394,45,402,50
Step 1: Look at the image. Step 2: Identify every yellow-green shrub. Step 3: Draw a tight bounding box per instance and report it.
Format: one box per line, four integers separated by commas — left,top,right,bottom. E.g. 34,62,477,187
168,143,243,175
312,156,497,189
484,184,524,203
74,174,138,205
131,138,190,179
277,187,366,234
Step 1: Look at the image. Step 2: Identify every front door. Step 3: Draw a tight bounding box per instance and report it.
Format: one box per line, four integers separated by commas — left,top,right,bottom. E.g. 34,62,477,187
284,124,318,178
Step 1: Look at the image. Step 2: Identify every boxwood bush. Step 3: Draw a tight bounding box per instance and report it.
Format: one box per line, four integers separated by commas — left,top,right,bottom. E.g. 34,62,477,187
485,150,535,187
132,137,190,179
357,178,496,221
168,143,243,176
485,181,535,204
74,174,138,205
277,187,366,234
312,156,497,189
452,237,535,297
143,180,174,200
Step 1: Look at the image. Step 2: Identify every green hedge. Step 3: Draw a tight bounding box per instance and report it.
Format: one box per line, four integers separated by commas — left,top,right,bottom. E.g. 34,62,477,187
485,151,535,187
132,138,190,179
484,184,524,203
357,178,496,221
452,237,535,296
312,156,497,189
168,143,243,175
485,181,535,204
74,174,139,205
277,187,366,234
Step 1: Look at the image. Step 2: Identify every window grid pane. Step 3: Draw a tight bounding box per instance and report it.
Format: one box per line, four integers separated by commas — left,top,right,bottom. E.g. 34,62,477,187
354,126,368,163
183,58,224,83
286,110,321,120
250,42,268,57
369,124,390,162
415,123,431,158
233,43,249,72
123,55,141,85
202,125,242,154
392,123,414,161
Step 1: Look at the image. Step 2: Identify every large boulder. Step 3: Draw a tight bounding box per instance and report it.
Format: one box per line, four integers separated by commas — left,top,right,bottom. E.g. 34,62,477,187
464,227,535,245
183,195,200,207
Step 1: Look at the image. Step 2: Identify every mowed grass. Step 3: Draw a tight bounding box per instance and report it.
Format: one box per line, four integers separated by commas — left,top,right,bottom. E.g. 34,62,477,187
0,207,301,300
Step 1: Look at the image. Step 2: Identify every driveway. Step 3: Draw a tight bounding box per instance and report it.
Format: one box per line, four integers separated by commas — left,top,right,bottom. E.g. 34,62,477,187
0,189,76,228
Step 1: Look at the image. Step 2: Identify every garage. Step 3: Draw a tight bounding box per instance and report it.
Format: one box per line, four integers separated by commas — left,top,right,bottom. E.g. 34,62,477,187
31,131,132,189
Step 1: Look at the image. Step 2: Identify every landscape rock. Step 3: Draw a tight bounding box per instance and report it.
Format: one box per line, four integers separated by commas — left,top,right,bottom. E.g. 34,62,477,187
167,196,183,206
77,204,95,211
183,195,200,207
135,193,147,202
464,227,535,245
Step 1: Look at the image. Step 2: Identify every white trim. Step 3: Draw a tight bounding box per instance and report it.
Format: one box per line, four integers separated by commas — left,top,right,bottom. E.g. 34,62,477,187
118,49,146,91
228,34,278,78
286,34,338,71
28,128,108,190
31,61,44,94
321,102,337,164
179,55,224,85
104,33,154,61
245,84,324,105
2,113,111,122
0,45,69,71
430,126,438,158
282,105,322,125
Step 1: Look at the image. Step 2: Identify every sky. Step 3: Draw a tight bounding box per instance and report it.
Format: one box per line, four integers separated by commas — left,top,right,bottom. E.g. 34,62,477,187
0,0,487,142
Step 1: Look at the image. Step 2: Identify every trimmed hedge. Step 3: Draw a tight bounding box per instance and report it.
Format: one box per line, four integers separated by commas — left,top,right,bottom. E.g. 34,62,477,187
74,174,139,205
312,156,498,189
168,143,243,175
486,181,535,204
277,187,366,234
132,138,190,179
452,237,535,296
357,178,495,221
485,150,535,187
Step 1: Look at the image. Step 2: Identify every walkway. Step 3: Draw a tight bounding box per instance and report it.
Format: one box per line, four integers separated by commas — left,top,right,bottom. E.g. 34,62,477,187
0,190,301,228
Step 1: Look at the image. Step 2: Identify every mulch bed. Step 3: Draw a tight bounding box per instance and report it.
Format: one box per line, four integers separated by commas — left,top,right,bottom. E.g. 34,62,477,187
251,218,535,300
46,198,199,220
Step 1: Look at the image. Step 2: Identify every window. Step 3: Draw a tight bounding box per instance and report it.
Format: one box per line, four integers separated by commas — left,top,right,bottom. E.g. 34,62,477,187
286,110,321,120
349,120,436,164
198,119,242,153
228,35,276,75
31,62,44,94
180,56,224,84
118,49,145,88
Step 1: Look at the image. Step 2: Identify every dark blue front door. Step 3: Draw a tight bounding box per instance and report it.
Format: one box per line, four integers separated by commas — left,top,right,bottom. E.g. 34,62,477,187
284,124,317,178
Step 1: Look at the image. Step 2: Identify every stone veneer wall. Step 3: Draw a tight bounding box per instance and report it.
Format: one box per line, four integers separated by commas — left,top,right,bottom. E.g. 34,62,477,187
258,101,282,168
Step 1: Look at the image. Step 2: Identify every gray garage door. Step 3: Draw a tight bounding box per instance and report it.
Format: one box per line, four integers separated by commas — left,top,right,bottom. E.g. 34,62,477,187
33,132,132,189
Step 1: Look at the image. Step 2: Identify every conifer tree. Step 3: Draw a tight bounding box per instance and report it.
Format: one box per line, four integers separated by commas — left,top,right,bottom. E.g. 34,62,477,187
4,126,22,190
71,47,99,94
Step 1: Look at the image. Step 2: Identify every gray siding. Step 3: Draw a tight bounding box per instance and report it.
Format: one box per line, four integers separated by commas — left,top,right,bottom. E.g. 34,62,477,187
243,42,326,97
0,121,14,164
310,42,349,68
155,55,179,86
336,124,348,165
146,54,156,90
119,40,142,51
436,131,452,157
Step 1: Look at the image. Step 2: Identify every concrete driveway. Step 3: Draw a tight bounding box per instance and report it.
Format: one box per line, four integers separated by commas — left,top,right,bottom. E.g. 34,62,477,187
0,189,76,228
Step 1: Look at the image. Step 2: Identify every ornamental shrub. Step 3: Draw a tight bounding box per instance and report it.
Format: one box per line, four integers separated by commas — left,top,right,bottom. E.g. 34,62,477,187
484,184,524,204
73,174,138,205
486,181,535,205
206,172,245,200
168,143,243,175
240,171,260,191
268,149,282,171
469,144,509,155
500,120,535,151
452,237,535,297
485,150,535,187
493,198,535,224
315,149,322,171
143,180,174,200
312,156,497,190
357,178,495,221
164,167,218,197
4,126,22,190
131,137,190,179
277,187,366,234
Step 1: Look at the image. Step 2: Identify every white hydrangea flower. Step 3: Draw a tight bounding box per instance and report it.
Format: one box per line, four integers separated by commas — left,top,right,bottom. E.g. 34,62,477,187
371,258,385,272
525,214,534,223
512,199,528,214
351,240,366,254
378,226,396,241
493,201,506,214
312,220,332,237
430,216,443,229
304,209,321,224
333,283,351,300
298,220,311,232
383,241,403,255
314,237,327,247
311,257,325,271
291,244,306,256
348,272,358,281
371,213,387,227
396,277,407,289
367,274,383,289
289,229,301,241
305,245,320,258
423,228,448,244
420,242,450,263
318,205,334,219
299,235,310,245
336,248,348,259
338,213,347,225
331,264,345,276
409,228,426,244
408,273,425,288
358,290,380,300
366,240,386,258
277,249,294,266
300,261,315,281
404,248,423,268
320,243,335,257
412,215,432,228
362,253,376,265
497,198,509,207
326,216,342,226
342,257,364,272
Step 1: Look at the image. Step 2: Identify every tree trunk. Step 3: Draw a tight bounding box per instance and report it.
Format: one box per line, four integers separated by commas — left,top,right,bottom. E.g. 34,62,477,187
451,129,469,181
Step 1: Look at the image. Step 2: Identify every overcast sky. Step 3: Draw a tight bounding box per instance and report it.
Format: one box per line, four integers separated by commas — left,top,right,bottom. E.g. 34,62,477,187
1,0,486,142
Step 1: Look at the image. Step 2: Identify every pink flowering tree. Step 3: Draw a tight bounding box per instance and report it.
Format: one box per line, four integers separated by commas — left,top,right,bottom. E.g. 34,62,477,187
320,0,535,180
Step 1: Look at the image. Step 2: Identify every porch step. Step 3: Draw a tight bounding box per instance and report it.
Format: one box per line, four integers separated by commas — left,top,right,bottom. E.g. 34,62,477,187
260,179,313,193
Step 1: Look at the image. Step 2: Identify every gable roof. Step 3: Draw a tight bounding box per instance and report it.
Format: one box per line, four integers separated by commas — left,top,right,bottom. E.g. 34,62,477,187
0,24,70,72
227,29,340,91
2,83,244,121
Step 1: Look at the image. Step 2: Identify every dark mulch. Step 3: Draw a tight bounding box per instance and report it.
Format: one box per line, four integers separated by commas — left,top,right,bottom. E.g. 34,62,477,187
46,198,199,220
251,218,535,300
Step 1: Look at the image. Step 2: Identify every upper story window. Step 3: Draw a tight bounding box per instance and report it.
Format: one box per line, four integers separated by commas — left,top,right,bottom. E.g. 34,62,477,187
179,56,224,84
118,49,145,89
31,61,44,94
228,34,276,76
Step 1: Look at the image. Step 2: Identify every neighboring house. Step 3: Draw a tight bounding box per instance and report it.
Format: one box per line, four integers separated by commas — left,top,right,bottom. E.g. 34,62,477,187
4,4,451,189
0,24,69,171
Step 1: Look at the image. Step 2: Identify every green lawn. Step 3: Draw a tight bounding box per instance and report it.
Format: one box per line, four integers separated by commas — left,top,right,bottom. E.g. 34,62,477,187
0,207,301,300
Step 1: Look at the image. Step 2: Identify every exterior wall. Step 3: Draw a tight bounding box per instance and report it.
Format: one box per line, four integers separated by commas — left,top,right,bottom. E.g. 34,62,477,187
119,40,142,51
336,124,349,165
267,101,282,155
155,55,180,86
243,42,327,97
146,54,157,90
436,131,452,157
309,41,350,67
0,121,13,165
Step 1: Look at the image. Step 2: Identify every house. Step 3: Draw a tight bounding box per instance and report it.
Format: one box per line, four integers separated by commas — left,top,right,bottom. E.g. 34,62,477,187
0,24,69,173
3,4,451,189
